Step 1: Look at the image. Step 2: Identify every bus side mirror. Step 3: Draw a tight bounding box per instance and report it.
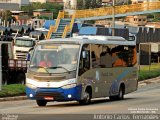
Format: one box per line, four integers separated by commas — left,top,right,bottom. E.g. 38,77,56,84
82,51,87,59
33,41,36,46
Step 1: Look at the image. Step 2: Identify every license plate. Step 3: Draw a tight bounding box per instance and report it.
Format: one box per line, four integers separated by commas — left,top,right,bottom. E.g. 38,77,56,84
44,97,54,100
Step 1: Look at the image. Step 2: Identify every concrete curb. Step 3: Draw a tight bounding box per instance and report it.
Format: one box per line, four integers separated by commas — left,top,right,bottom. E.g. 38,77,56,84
138,76,160,87
0,96,27,102
0,77,160,102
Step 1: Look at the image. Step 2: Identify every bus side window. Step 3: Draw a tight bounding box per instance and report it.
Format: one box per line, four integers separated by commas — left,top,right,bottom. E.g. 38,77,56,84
100,46,112,68
128,46,137,66
78,44,90,76
91,44,102,68
112,45,136,67
112,46,126,67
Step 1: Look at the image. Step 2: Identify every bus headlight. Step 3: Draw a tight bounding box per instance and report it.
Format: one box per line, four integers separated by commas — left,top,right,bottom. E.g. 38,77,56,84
26,83,37,89
62,84,76,89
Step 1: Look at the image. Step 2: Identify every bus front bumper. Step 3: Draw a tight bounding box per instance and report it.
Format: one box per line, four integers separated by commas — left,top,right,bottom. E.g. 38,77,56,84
26,85,82,101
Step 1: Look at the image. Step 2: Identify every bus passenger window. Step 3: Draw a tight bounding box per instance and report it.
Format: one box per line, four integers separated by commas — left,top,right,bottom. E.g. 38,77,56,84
91,44,101,68
111,46,136,67
91,51,96,62
128,46,137,66
100,46,112,68
111,46,126,67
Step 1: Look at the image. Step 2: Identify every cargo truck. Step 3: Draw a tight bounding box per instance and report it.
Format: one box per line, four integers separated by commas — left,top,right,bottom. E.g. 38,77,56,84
13,31,45,60
0,41,29,85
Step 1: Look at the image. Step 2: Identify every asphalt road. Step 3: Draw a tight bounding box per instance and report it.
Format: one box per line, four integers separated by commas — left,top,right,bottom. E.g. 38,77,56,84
0,82,160,120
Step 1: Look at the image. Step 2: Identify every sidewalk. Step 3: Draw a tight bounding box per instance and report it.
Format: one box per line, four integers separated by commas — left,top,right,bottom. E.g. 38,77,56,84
0,76,160,102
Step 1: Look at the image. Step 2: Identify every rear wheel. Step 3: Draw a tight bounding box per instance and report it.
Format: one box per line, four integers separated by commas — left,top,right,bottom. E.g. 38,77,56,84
109,96,116,101
36,100,47,106
116,86,124,100
109,85,125,101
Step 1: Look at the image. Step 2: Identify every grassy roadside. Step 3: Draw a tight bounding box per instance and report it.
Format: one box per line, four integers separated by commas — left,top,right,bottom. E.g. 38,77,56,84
0,84,25,98
138,63,160,81
0,63,160,97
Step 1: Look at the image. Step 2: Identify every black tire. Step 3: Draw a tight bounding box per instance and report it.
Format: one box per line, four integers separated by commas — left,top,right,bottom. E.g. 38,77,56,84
79,90,91,105
16,73,25,84
109,86,125,101
116,86,124,100
36,100,47,106
109,96,116,101
2,72,9,85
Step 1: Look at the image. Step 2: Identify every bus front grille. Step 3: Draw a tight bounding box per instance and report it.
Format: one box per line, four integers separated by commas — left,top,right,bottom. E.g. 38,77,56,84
35,92,64,100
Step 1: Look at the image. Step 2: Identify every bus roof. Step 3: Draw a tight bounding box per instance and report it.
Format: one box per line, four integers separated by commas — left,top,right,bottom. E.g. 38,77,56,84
40,36,136,46
16,36,36,41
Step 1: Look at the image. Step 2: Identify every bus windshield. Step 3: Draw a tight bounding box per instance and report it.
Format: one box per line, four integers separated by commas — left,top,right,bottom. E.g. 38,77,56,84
15,39,34,47
29,43,80,73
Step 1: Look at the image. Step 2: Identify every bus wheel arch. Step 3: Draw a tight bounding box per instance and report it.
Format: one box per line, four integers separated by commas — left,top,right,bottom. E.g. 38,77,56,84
79,86,92,105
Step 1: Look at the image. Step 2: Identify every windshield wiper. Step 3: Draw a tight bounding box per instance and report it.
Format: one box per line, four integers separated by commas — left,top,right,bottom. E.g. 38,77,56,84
48,66,70,73
15,45,22,47
30,66,49,73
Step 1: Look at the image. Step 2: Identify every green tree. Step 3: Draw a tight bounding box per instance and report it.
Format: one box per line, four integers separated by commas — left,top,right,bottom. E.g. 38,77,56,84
77,0,84,9
21,2,63,19
0,10,12,26
77,0,102,9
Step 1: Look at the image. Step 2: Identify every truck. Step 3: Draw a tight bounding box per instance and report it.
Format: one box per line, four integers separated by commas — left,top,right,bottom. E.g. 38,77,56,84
0,41,29,85
13,31,45,60
13,36,37,60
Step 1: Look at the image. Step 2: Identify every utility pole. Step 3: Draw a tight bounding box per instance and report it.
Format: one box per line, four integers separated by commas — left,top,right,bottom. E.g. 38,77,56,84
83,0,85,9
147,0,149,11
112,0,115,36
0,44,1,91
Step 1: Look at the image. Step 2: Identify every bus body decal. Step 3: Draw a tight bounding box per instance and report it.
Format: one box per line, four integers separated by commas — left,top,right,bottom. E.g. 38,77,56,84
109,68,134,96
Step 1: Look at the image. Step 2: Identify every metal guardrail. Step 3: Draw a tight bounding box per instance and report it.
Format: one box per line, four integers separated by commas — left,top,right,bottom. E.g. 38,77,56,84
74,2,160,19
62,14,75,38
47,2,160,39
47,11,64,39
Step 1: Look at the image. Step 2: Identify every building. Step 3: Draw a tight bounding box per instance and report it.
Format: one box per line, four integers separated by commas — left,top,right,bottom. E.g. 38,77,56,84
131,0,159,4
63,0,77,9
33,9,53,19
0,0,29,10
30,0,63,3
30,0,47,3
47,0,63,3
126,15,147,26
11,11,30,25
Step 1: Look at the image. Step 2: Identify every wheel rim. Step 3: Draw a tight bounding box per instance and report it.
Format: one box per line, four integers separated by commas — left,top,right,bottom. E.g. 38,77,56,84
119,88,123,99
84,92,90,103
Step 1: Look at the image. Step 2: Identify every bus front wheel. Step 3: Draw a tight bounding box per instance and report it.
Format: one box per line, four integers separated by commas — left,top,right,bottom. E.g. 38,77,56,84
79,90,91,105
36,100,47,106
